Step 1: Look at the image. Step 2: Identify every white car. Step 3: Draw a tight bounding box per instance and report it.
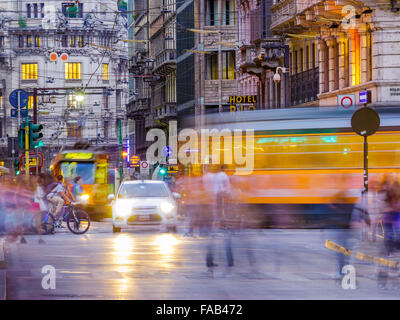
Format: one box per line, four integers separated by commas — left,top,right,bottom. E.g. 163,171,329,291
110,180,179,233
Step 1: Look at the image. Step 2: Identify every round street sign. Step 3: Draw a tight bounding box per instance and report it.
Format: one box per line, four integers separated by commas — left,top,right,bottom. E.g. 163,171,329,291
162,146,172,157
341,96,353,109
140,161,149,169
9,89,28,109
49,52,58,62
60,53,69,62
351,107,380,137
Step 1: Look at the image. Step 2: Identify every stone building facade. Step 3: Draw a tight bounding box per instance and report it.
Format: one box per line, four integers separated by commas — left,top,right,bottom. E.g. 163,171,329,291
0,0,129,167
195,0,239,118
271,0,400,108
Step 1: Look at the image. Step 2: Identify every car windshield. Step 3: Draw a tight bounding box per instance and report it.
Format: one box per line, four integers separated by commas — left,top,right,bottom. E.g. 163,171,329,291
118,183,169,198
60,162,95,184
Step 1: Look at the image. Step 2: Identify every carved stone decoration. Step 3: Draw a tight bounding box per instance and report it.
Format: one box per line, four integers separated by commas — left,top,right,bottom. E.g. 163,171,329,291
42,8,68,30
83,10,104,29
115,15,128,41
0,12,11,30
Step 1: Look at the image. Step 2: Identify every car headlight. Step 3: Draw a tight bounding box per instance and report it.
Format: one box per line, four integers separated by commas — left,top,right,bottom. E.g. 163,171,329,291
79,194,89,201
114,200,132,217
160,202,174,214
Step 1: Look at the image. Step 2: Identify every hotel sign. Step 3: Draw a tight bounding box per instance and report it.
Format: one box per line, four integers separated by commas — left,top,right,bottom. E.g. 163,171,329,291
229,95,257,112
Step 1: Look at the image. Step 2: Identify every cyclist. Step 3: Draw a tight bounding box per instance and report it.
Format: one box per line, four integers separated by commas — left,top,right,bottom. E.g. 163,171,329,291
46,175,69,225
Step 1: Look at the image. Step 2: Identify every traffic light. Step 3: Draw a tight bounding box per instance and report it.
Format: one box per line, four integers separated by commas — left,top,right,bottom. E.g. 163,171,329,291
18,122,25,150
159,165,167,176
121,150,128,158
13,157,20,175
29,123,43,149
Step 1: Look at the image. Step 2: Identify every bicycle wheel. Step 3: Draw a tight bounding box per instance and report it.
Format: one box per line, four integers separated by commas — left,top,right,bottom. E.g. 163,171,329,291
66,209,90,235
39,212,55,235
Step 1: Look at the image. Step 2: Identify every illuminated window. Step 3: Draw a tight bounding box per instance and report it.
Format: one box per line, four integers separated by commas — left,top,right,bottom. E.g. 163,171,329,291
28,95,38,109
206,53,218,80
0,94,3,109
222,51,235,80
65,63,81,80
351,30,361,86
26,35,32,47
102,63,109,80
77,35,84,47
34,36,40,47
69,35,76,47
21,63,38,80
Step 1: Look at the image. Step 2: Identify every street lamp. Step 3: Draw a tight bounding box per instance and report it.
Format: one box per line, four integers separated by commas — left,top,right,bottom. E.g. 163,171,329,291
75,92,85,103
273,66,289,84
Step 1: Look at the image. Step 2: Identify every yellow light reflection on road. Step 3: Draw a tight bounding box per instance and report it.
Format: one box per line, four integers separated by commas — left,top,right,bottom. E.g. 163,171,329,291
112,234,134,265
153,234,179,256
112,234,134,295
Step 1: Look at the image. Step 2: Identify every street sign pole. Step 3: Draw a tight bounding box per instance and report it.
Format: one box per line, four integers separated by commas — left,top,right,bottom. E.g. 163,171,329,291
17,90,21,133
119,119,123,181
364,135,368,192
351,100,380,194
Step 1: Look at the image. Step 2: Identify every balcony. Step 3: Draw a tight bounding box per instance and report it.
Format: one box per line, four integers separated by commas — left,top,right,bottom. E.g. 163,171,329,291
145,115,156,129
271,0,343,33
129,50,149,74
239,45,262,76
271,0,298,31
153,49,176,75
155,103,177,121
290,67,319,106
126,97,150,118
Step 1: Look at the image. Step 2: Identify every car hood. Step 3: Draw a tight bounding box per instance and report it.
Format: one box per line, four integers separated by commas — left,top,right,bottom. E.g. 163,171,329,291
116,197,173,207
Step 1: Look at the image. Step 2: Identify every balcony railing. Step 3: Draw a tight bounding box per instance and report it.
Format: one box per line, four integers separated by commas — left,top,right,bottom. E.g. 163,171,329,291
290,67,319,106
271,0,298,30
153,48,176,74
127,98,150,117
155,103,177,120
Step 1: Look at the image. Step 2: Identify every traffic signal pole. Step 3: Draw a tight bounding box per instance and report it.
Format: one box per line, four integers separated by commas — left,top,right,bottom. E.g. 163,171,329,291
33,88,38,124
25,116,29,182
119,119,123,181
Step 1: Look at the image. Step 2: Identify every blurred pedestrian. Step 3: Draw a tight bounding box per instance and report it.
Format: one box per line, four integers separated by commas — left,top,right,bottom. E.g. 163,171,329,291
72,176,84,200
329,174,359,279
202,164,234,275
381,180,400,257
14,176,33,244
33,174,48,243
366,179,385,242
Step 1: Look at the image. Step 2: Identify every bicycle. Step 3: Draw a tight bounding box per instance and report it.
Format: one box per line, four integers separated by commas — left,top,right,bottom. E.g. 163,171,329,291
44,202,91,235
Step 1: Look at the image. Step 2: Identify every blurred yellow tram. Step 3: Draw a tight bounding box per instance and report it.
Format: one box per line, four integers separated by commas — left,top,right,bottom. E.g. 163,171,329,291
50,149,114,218
178,107,400,227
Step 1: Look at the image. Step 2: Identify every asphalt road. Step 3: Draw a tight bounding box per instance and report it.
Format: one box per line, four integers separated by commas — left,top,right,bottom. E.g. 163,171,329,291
3,222,400,300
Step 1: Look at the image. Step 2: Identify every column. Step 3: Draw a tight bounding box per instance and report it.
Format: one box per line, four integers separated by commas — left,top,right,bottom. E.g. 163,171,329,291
318,39,328,93
360,31,370,84
338,38,346,89
326,38,337,92
269,75,275,108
